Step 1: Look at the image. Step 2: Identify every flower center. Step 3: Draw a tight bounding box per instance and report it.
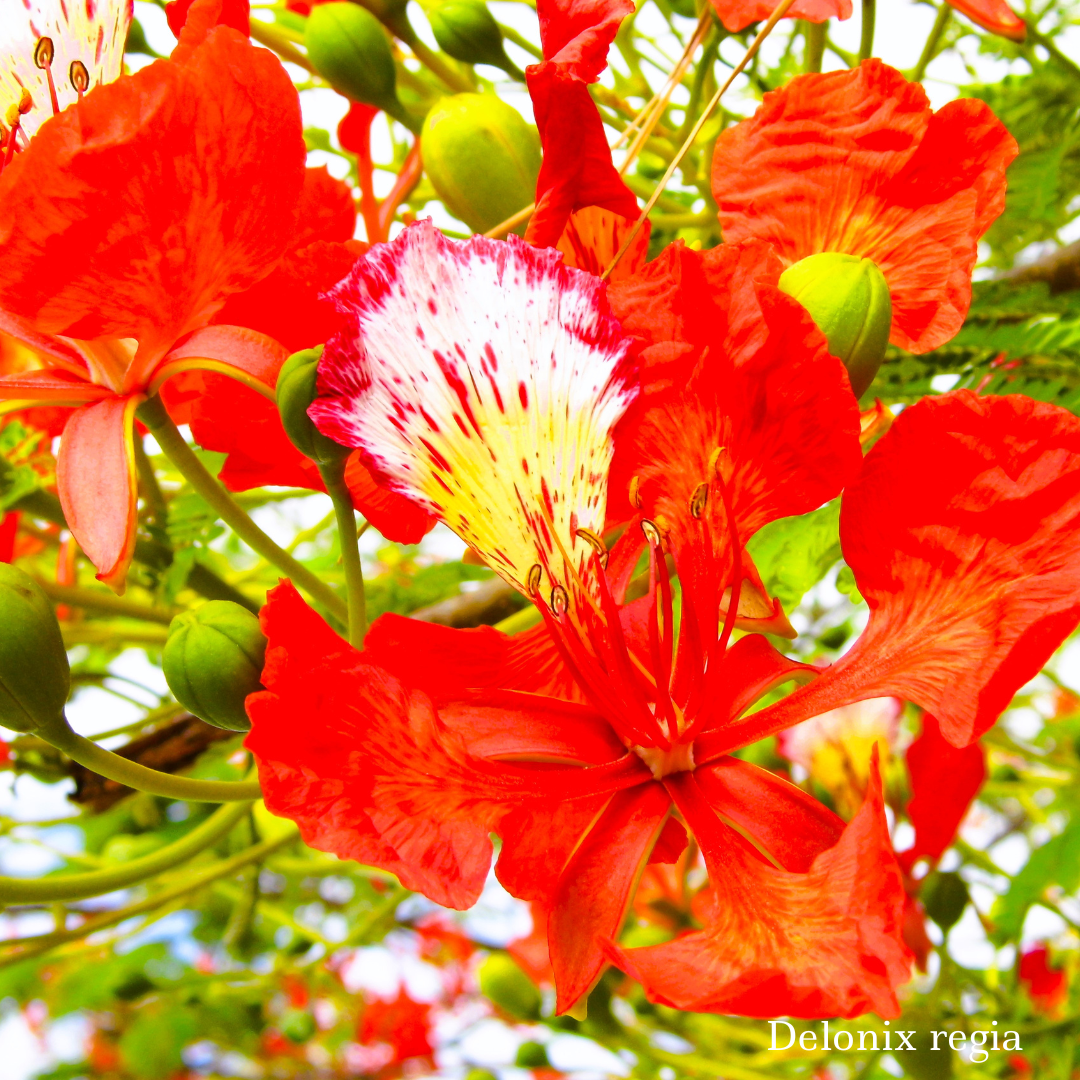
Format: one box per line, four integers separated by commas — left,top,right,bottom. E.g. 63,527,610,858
633,740,695,782
66,336,139,393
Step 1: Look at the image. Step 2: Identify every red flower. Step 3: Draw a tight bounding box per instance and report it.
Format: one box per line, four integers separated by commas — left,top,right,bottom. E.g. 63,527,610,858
0,512,16,563
1019,945,1069,1014
0,13,306,589
524,0,638,248
706,0,1023,37
247,223,1080,1019
712,60,1017,352
356,990,434,1068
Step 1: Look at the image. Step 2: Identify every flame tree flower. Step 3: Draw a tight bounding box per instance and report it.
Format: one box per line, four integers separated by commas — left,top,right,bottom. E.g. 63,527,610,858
0,17,306,589
247,218,1079,1019
712,60,1017,355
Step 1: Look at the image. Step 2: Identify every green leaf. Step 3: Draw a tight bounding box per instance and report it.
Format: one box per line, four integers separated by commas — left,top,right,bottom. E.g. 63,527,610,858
990,819,1080,943
118,1005,199,1079
746,500,842,612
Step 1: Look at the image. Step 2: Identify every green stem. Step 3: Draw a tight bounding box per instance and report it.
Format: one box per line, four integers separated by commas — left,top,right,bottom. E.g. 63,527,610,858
37,716,262,803
804,20,826,72
318,459,367,647
675,29,719,147
137,396,346,622
0,825,298,967
36,580,177,625
133,435,168,530
910,3,950,82
408,37,475,93
858,0,875,61
1027,21,1080,82
498,22,543,59
0,800,254,906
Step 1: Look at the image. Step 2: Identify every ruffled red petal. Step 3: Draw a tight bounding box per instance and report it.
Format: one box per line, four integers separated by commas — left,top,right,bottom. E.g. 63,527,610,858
55,395,140,591
343,453,436,545
948,0,1026,40
548,783,671,1011
712,60,1017,352
248,583,647,908
708,0,849,33
898,713,985,873
719,392,1080,752
166,0,250,39
609,762,909,1018
0,27,305,375
525,0,638,248
556,207,650,282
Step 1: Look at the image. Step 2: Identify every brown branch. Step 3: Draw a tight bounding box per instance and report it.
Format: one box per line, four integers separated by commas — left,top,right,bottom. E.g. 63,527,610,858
1002,239,1080,293
408,577,525,628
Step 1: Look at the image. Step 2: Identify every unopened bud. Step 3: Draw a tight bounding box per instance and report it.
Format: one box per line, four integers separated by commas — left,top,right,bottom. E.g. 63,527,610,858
306,4,414,129
421,93,540,234
163,602,267,732
778,252,892,399
0,565,70,733
920,870,970,933
477,954,542,1021
427,1,522,78
277,347,352,464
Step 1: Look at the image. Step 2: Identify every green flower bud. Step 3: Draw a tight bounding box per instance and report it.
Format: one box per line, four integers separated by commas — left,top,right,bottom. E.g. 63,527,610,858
427,1,522,79
477,953,542,1021
421,94,540,234
163,602,267,733
777,252,892,399
277,347,352,465
920,870,970,933
0,564,69,733
306,4,414,129
515,1041,550,1069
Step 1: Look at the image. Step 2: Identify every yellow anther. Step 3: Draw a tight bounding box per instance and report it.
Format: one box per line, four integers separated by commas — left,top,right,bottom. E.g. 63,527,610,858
527,563,543,595
640,519,662,548
689,482,709,519
69,61,89,94
709,445,733,484
34,37,54,69
575,527,609,568
16,88,33,115
628,474,642,510
653,514,671,533
550,584,569,617
5,103,21,127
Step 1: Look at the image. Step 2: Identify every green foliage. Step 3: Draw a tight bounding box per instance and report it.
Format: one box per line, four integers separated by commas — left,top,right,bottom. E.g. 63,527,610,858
965,60,1080,268
991,817,1080,942
746,500,841,612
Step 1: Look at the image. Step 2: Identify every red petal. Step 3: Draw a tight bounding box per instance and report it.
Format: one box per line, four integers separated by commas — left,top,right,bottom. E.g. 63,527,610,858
548,782,671,1011
247,582,503,909
163,324,288,385
610,763,910,1018
708,0,849,33
607,286,860,680
0,28,305,373
0,370,108,403
524,0,637,249
167,0,250,40
440,690,625,764
898,713,985,872
722,392,1080,751
213,240,366,355
556,207,649,282
711,60,1017,352
55,396,140,592
948,0,1026,40
695,757,844,873
344,453,435,545
293,166,359,248
0,512,18,563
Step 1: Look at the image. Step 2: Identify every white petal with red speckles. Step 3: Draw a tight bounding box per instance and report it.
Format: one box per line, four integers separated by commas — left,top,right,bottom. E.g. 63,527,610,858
311,221,636,605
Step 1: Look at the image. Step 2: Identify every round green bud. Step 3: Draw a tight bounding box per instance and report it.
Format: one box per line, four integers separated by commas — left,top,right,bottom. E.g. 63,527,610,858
0,564,70,733
163,601,267,733
427,1,520,77
421,94,540,234
277,347,352,465
777,252,892,399
920,870,970,933
306,4,404,120
477,953,542,1021
515,1041,550,1069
